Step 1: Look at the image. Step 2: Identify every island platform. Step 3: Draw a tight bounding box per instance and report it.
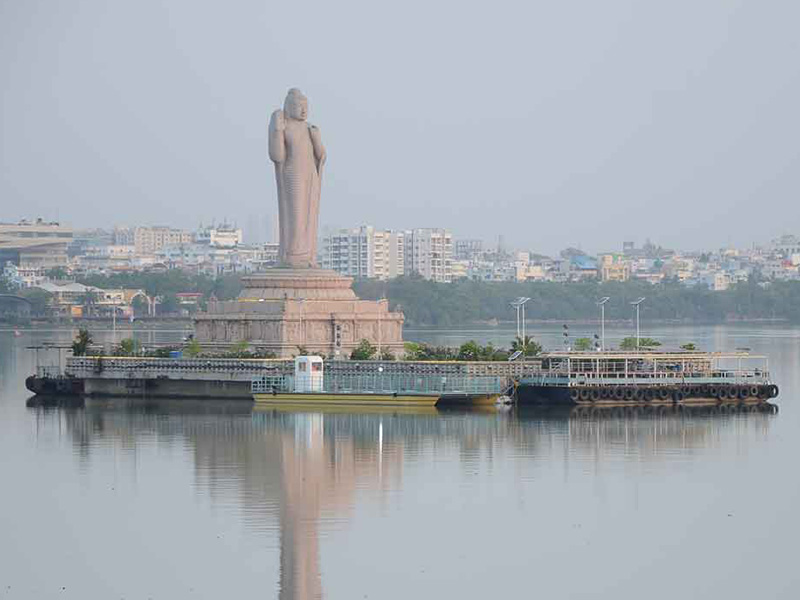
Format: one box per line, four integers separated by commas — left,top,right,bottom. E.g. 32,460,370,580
25,350,779,408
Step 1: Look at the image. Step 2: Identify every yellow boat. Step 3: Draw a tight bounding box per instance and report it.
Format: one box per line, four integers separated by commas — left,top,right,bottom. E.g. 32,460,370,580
252,356,506,409
253,391,502,409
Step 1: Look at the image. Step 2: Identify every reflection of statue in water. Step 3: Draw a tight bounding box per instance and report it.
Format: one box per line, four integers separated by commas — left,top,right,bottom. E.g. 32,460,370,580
269,88,327,268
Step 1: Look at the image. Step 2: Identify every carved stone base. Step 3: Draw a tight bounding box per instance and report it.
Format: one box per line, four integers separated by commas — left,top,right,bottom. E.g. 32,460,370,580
194,268,404,358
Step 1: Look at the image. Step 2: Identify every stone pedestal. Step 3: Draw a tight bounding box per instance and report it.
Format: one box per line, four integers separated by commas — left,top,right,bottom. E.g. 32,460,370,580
194,269,404,358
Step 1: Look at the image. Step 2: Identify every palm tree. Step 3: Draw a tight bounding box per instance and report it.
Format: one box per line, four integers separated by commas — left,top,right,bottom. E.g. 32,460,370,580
79,291,96,317
511,335,542,357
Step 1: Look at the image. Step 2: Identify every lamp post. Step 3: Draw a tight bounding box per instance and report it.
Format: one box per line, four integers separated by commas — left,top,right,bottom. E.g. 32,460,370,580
510,297,531,343
596,297,609,351
510,301,521,339
631,297,646,350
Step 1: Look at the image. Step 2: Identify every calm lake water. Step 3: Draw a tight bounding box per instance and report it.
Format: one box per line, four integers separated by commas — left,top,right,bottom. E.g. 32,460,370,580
1,324,799,599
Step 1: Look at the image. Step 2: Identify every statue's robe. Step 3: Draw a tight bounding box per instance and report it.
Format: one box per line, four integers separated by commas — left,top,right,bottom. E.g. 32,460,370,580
269,114,323,268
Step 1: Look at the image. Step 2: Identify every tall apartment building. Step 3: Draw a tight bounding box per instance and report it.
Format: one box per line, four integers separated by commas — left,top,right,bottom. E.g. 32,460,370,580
114,226,193,255
321,226,405,280
405,228,453,283
0,219,73,279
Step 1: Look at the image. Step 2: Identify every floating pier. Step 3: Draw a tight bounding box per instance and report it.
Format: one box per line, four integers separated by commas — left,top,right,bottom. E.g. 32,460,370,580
25,350,778,407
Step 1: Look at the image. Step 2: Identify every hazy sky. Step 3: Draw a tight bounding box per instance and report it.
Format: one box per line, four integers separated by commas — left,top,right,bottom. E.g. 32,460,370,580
1,0,799,255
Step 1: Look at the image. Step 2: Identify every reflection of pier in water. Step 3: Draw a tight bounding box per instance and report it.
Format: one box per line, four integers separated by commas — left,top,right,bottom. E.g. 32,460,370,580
31,401,776,598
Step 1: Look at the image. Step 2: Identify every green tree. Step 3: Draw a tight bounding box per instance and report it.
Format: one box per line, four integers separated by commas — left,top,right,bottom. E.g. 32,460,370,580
158,294,180,315
185,338,202,357
350,339,377,360
680,342,697,351
573,337,593,351
20,288,53,317
71,328,93,356
619,337,661,350
131,295,149,317
457,340,483,361
380,349,396,361
229,340,251,357
79,291,97,317
116,338,140,356
510,335,543,357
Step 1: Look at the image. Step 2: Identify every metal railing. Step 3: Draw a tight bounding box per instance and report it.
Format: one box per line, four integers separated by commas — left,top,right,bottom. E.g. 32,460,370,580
251,373,510,396
522,352,771,387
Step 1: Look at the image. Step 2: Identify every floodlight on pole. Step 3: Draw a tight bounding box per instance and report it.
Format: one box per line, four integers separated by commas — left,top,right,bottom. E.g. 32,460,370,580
596,297,610,351
630,297,646,350
510,297,531,341
509,301,521,339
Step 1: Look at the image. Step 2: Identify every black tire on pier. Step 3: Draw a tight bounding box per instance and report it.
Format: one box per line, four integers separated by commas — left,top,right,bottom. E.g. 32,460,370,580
709,385,719,398
623,387,635,401
715,387,727,401
590,388,601,401
634,388,644,401
579,388,592,401
569,388,580,402
673,389,685,403
748,385,760,398
738,386,749,400
614,387,625,400
768,385,779,399
658,388,670,400
726,386,739,400
700,385,711,398
644,388,655,401
757,385,770,399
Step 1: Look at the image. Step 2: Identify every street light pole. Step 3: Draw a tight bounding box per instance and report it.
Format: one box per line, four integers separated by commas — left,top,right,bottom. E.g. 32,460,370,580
510,302,521,339
596,297,609,351
631,297,646,350
521,299,527,341
510,297,531,346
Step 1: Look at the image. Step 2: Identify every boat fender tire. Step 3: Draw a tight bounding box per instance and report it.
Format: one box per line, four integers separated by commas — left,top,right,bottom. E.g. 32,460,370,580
727,386,739,400
716,387,728,400
738,386,750,400
579,388,592,401
659,388,670,400
614,387,625,400
624,388,635,401
569,388,580,402
708,385,719,398
634,388,644,401
600,387,610,399
644,388,655,401
673,390,685,403
590,388,601,401
768,384,779,399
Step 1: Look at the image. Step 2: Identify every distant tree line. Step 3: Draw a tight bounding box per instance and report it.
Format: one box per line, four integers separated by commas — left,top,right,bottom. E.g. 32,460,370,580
354,274,800,326
59,271,800,326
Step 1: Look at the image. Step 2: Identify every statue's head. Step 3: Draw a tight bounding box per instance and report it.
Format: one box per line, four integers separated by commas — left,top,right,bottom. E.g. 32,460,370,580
284,88,308,121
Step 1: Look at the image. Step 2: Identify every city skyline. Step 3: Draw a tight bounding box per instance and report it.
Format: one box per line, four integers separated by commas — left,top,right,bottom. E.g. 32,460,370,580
3,1,800,256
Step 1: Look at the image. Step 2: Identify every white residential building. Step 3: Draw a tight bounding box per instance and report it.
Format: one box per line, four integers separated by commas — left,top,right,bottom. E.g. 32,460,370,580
320,226,405,280
405,228,453,283
113,226,193,256
195,224,243,248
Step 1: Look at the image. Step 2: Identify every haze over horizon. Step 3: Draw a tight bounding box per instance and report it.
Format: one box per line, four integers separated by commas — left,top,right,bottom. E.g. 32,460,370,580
2,0,799,256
